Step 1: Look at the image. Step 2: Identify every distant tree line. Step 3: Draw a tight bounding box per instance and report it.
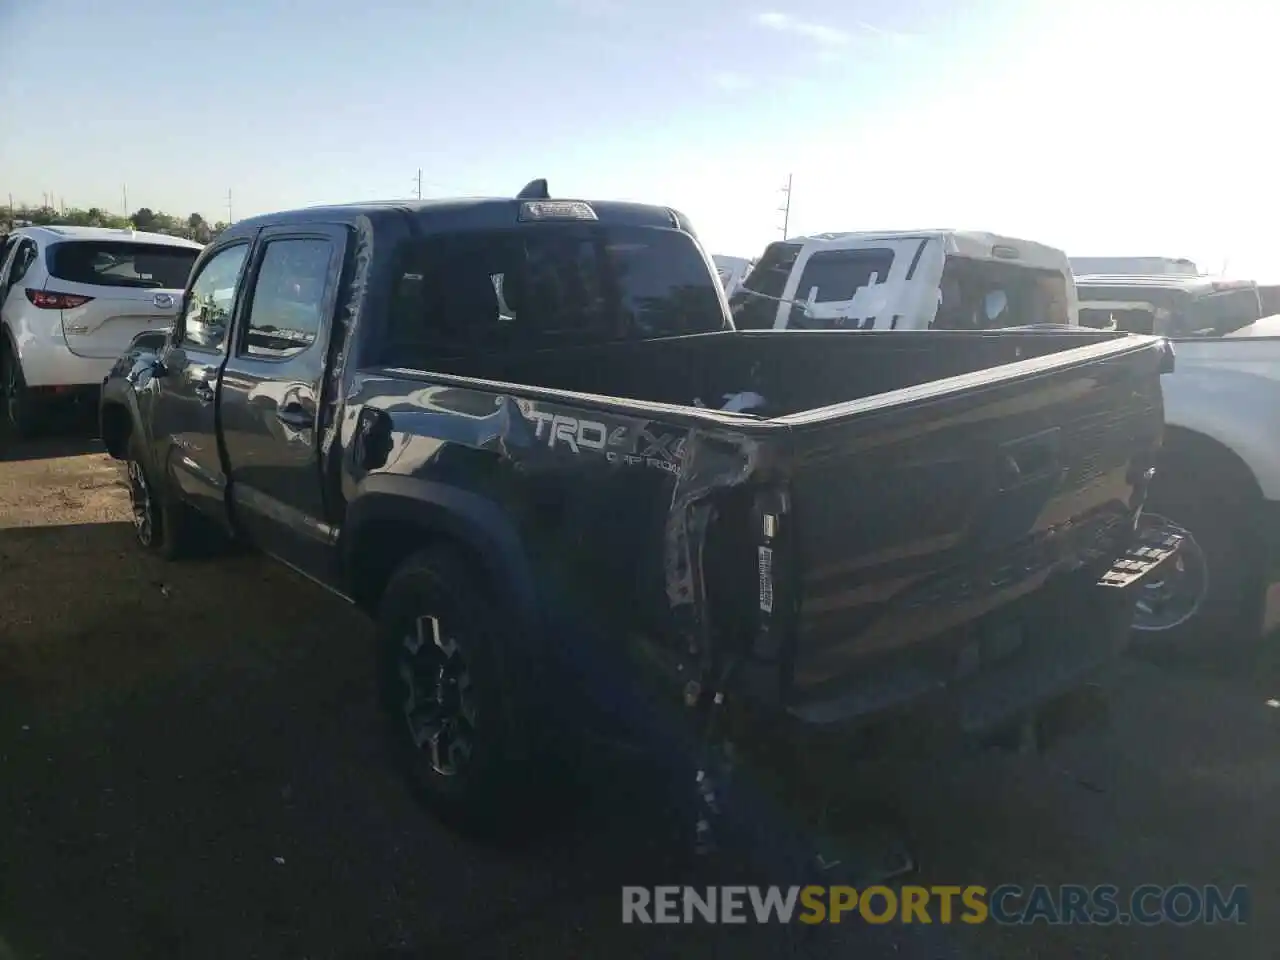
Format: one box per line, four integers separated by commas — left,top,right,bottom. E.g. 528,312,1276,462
3,201,229,244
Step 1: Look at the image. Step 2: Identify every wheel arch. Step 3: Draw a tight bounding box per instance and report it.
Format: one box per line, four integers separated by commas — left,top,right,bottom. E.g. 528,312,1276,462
1158,425,1264,504
341,476,541,631
100,398,134,459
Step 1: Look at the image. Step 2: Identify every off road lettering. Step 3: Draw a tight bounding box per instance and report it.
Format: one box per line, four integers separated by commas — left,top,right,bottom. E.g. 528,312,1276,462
528,411,607,453
527,408,684,471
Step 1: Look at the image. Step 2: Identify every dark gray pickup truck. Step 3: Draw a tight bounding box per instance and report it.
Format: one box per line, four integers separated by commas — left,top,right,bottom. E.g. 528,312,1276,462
100,184,1180,842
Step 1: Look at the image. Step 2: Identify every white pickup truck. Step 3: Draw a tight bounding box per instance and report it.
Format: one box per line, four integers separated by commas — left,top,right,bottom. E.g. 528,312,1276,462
729,229,1077,331
1075,273,1280,656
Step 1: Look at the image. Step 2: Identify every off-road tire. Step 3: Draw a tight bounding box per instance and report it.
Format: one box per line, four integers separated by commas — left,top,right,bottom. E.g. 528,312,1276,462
1131,470,1259,665
376,546,564,841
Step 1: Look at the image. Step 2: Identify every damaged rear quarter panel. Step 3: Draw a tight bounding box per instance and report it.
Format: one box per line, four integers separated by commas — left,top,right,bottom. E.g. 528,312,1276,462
342,371,778,682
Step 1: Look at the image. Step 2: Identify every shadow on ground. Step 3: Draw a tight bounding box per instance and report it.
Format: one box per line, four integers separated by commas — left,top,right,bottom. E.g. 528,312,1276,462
0,419,102,464
0,521,961,960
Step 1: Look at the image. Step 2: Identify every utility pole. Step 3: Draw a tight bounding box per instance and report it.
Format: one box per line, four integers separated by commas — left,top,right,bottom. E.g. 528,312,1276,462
778,173,793,239
226,188,233,224
414,169,423,200
122,185,128,217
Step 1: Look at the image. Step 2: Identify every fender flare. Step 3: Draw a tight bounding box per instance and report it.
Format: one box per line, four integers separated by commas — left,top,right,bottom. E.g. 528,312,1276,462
341,474,542,630
98,376,147,460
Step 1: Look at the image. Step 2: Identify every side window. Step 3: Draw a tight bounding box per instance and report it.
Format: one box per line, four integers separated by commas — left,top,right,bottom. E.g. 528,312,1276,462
241,238,332,359
9,240,38,287
179,244,250,352
0,237,19,300
0,235,18,280
788,247,895,328
1185,289,1262,337
793,248,895,304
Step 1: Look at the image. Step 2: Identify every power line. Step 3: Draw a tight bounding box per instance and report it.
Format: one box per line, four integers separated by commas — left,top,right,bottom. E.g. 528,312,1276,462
778,173,793,239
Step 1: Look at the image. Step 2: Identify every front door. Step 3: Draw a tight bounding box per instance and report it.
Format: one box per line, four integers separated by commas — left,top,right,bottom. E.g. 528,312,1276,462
217,224,348,582
151,241,252,528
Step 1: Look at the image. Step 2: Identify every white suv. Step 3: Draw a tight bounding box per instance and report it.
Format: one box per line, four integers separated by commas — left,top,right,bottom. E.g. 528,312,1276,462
0,225,203,437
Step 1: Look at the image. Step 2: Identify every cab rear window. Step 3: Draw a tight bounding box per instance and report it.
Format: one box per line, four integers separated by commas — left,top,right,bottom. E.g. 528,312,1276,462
46,241,199,290
383,224,724,360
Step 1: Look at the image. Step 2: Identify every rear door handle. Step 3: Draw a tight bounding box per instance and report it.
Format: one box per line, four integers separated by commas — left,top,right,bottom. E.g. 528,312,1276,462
277,404,313,428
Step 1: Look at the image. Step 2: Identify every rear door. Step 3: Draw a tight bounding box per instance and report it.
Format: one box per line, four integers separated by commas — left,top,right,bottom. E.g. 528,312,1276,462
44,239,200,359
218,224,348,580
151,240,252,526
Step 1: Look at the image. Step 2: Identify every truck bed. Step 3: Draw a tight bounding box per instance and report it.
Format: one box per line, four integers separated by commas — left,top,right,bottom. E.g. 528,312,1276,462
403,327,1134,417
371,328,1169,727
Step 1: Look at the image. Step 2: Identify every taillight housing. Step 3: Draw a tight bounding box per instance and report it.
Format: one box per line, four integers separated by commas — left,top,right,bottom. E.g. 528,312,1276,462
26,290,94,310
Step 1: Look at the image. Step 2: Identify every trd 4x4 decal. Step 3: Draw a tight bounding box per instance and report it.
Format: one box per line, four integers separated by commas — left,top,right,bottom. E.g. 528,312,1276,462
521,403,687,474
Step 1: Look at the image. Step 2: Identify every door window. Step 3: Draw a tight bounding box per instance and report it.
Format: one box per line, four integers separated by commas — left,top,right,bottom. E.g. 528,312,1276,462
0,236,21,307
179,244,250,352
241,238,332,359
0,235,18,281
8,240,37,287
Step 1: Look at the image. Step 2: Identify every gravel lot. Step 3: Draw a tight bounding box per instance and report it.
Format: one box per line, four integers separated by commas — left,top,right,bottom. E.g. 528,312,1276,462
1,432,1276,959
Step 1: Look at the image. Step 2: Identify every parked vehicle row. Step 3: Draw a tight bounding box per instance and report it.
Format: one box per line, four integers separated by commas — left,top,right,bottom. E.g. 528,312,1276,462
94,183,1183,853
728,238,1280,659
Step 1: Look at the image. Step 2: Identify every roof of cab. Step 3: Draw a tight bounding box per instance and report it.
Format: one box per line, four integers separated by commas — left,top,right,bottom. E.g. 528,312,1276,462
1075,273,1257,294
13,224,203,249
224,196,695,239
782,228,1071,272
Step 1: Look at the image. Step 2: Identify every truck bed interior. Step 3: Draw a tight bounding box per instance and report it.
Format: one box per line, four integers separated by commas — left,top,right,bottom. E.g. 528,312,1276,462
398,328,1132,417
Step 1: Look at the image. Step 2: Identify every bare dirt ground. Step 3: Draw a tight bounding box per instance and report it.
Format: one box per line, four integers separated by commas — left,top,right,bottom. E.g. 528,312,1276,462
1,433,1277,959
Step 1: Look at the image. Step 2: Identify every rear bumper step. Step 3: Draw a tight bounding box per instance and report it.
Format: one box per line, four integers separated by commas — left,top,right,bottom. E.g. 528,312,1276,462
1095,520,1185,589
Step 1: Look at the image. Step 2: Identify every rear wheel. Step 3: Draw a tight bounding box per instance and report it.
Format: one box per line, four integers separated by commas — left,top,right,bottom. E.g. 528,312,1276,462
1130,471,1259,662
377,547,563,840
1,345,42,440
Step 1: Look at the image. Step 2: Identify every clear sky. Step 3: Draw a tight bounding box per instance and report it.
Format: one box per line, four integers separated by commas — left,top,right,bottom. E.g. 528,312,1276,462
3,0,1277,277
